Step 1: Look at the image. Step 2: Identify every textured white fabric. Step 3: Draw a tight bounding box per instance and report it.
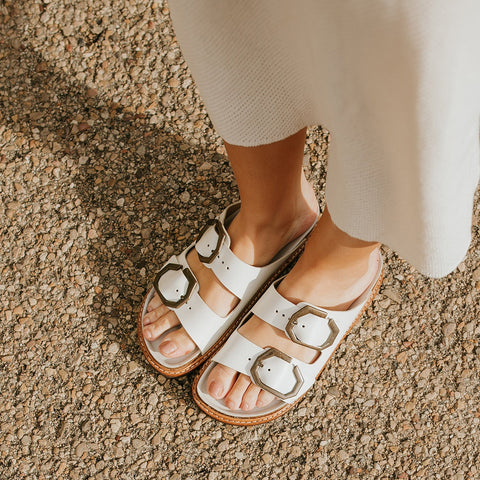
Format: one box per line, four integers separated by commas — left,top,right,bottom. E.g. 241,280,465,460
168,0,480,277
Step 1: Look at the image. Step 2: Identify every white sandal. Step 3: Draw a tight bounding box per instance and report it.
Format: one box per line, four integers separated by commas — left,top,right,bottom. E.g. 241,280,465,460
137,202,317,377
193,255,384,425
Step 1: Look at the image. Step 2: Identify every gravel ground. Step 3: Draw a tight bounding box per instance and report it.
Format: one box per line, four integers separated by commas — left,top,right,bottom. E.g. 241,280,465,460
1,1,479,479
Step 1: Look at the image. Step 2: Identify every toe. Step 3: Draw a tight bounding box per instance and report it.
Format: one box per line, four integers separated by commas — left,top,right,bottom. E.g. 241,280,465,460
143,310,179,341
158,327,196,357
224,374,251,410
256,389,276,408
143,302,170,326
241,383,262,411
146,293,162,312
207,364,238,400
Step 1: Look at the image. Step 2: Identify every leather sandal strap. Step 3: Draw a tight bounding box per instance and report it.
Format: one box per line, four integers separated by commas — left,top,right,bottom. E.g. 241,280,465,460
174,291,227,354
212,331,318,404
252,280,342,351
195,205,262,299
210,268,385,403
154,255,197,308
154,253,226,354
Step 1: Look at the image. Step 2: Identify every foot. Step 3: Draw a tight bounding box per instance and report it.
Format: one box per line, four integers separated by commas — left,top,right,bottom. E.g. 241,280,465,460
206,210,381,411
142,190,319,358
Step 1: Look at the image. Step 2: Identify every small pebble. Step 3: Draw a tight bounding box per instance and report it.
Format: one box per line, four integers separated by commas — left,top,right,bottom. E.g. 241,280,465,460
108,342,120,354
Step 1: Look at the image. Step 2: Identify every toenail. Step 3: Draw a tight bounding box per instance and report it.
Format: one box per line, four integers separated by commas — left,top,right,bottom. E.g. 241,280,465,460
209,381,223,398
143,328,152,339
242,403,250,410
159,341,177,355
225,400,236,410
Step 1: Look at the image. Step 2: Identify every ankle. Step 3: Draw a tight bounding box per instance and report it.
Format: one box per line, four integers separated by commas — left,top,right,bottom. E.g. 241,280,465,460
281,247,381,309
236,185,319,238
233,200,317,246
235,207,313,236
227,202,317,267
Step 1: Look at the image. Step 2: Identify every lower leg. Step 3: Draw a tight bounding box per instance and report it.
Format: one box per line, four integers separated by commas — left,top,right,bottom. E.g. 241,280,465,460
224,127,319,266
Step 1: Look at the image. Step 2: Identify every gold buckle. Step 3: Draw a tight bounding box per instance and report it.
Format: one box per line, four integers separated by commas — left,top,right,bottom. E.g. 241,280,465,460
196,219,226,264
250,348,303,400
153,263,197,308
285,305,339,351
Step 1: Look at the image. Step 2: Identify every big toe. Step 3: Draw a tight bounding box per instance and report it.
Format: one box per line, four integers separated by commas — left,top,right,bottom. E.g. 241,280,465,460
207,364,238,400
158,327,197,358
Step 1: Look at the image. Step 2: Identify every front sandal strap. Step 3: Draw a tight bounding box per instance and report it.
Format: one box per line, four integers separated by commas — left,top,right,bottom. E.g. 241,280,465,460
194,208,263,299
211,331,317,404
153,254,231,354
251,280,340,351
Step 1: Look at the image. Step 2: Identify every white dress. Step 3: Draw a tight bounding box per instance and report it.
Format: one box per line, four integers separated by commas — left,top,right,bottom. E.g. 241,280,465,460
168,0,480,277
